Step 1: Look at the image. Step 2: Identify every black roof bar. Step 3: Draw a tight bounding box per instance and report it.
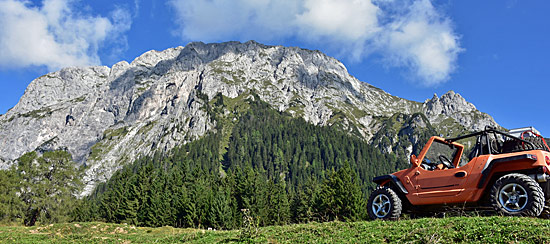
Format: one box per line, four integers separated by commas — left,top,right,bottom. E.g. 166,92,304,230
445,128,536,148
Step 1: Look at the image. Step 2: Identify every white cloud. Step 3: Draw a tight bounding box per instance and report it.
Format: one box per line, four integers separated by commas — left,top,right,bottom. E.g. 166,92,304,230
0,0,132,71
169,0,462,86
296,0,380,42
379,0,462,85
170,0,299,42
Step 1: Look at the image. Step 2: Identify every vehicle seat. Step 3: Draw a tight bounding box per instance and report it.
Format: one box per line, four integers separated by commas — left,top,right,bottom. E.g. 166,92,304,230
468,143,480,161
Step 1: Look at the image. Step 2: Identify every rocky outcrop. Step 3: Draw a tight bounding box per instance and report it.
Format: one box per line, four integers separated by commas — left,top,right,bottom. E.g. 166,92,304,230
0,41,499,194
423,91,495,132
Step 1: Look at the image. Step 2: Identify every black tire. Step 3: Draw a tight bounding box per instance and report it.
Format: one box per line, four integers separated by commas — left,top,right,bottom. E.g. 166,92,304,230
367,186,402,220
490,173,545,217
540,206,550,219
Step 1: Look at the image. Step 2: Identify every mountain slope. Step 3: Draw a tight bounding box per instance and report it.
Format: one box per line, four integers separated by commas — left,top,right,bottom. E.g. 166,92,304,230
0,41,498,193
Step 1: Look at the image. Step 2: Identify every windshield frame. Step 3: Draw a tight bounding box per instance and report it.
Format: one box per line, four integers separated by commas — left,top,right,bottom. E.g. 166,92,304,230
415,136,465,168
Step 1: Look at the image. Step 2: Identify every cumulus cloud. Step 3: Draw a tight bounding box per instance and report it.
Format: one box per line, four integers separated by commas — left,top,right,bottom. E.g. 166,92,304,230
378,0,462,85
296,0,380,42
169,0,462,86
0,0,132,71
170,0,300,42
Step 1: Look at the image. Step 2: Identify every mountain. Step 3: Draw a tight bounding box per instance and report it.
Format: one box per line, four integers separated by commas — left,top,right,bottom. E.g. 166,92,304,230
0,41,498,193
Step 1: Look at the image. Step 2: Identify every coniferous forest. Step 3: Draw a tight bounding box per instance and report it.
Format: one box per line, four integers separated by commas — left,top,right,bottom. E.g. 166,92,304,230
0,95,410,228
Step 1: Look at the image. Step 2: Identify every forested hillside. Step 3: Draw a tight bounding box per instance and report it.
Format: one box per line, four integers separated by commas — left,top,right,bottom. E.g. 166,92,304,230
69,96,410,229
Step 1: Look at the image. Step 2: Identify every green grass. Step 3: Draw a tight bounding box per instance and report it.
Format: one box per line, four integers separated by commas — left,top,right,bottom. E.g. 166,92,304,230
2,217,550,243
73,96,86,103
88,127,130,161
19,108,54,119
104,127,129,140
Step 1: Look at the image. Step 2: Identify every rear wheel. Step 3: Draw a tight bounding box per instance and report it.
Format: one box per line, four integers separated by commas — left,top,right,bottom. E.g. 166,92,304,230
490,173,544,217
367,186,402,220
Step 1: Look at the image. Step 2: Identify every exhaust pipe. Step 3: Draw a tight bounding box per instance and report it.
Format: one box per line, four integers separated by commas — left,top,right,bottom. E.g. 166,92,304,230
530,173,550,183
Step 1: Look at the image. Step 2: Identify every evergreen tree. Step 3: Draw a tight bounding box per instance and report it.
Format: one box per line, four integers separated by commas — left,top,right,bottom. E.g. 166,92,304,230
17,151,83,226
315,163,365,221
266,180,290,225
70,198,95,222
291,179,319,223
0,167,23,223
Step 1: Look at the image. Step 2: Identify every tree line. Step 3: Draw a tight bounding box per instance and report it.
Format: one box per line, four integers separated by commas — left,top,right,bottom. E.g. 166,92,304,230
0,97,409,227
72,98,406,228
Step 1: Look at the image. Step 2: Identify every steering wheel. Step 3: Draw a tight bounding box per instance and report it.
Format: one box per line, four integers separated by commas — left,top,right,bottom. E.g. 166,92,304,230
438,155,454,169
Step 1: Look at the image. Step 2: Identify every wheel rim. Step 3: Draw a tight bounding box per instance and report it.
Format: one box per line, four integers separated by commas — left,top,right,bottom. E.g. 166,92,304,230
372,194,391,218
499,183,528,212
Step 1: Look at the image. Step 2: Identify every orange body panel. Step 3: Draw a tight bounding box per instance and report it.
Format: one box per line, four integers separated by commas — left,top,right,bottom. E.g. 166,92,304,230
391,137,550,206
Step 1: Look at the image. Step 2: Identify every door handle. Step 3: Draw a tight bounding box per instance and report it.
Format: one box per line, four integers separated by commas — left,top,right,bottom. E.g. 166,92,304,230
455,171,467,178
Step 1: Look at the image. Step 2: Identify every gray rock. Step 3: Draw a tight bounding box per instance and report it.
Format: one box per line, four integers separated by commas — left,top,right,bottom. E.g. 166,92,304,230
0,41,499,194
423,91,497,132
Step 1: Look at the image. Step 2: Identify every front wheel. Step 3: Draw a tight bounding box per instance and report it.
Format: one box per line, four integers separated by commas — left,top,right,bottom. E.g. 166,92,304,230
490,173,545,217
367,186,402,220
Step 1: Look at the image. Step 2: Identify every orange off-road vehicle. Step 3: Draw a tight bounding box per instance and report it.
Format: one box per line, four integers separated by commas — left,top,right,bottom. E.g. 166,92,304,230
368,127,550,219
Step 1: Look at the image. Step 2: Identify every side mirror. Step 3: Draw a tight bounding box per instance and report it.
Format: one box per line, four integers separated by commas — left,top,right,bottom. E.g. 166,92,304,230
410,154,419,167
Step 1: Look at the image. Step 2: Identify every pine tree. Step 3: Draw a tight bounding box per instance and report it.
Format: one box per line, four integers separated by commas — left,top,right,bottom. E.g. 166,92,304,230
266,180,290,225
0,167,23,223
71,198,94,222
16,151,83,226
291,178,320,223
316,163,365,222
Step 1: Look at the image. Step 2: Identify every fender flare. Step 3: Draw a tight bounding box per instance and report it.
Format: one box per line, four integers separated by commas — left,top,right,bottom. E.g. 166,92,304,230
373,175,408,194
477,154,538,188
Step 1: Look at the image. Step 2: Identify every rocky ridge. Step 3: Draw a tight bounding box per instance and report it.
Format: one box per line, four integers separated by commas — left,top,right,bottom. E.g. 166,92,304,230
0,41,498,193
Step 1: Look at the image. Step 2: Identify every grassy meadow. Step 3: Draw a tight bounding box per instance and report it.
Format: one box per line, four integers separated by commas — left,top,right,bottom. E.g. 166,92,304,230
1,216,550,243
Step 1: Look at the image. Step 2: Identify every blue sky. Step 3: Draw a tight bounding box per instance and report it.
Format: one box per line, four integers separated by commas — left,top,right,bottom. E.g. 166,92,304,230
0,0,548,136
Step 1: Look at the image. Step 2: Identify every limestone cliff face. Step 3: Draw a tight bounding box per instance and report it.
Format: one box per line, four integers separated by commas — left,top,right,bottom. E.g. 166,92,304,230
424,91,495,132
0,41,498,193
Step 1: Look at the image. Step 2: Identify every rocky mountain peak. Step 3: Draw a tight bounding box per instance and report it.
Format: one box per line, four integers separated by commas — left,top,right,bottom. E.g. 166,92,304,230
130,46,183,68
424,90,477,117
423,90,493,132
0,41,500,194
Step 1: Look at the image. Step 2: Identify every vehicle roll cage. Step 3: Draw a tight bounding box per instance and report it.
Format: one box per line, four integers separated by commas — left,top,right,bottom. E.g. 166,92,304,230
445,127,536,156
